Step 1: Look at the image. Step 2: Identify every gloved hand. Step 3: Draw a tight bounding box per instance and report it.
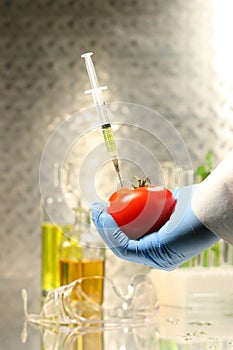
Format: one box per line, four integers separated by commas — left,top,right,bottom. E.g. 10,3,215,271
92,185,219,271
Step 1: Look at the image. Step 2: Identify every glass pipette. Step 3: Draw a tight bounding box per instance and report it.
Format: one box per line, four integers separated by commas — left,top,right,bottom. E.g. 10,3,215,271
81,52,123,187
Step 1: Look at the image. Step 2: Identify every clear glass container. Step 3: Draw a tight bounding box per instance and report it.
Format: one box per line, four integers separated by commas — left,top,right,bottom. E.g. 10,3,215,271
41,163,75,297
59,162,105,300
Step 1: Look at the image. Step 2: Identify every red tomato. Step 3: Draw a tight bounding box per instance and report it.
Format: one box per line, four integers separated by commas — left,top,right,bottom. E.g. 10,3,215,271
107,184,176,240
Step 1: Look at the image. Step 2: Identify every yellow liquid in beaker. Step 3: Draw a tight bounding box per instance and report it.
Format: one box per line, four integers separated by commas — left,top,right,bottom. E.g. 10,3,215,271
41,223,74,295
60,258,105,304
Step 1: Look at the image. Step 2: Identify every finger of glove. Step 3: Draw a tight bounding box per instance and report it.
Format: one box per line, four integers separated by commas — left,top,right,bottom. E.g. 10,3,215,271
91,203,137,261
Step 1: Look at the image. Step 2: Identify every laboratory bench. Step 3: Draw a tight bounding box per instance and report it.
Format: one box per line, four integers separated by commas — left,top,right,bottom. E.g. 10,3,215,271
0,277,233,350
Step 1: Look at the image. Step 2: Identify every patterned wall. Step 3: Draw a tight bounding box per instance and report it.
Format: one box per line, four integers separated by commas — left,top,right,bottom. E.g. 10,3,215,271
1,0,233,285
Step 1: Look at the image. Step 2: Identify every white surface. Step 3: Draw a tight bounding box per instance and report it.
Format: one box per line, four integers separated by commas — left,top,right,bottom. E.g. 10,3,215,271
149,266,233,309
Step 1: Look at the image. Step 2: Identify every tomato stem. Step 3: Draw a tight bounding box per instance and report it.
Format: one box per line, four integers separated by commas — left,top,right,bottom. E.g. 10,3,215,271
132,176,151,188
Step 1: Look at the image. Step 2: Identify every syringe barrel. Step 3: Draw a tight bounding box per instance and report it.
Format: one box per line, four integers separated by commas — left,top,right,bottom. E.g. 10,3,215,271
96,103,110,125
101,123,118,158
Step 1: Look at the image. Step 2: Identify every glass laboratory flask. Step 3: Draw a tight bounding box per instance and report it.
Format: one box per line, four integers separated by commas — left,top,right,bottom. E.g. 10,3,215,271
59,162,105,287
59,208,105,350
59,207,105,300
41,163,75,297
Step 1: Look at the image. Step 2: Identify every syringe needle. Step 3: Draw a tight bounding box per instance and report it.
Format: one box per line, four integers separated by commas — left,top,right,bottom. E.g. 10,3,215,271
117,172,123,187
112,158,123,187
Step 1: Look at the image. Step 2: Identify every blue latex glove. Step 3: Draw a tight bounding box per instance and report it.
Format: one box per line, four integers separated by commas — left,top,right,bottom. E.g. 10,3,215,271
91,185,220,271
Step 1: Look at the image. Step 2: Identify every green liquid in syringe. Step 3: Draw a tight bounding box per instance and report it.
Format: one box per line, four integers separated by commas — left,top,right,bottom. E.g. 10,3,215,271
101,123,118,156
101,123,123,186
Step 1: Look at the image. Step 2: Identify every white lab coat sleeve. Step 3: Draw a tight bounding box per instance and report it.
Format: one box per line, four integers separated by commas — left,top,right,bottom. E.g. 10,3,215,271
191,149,233,245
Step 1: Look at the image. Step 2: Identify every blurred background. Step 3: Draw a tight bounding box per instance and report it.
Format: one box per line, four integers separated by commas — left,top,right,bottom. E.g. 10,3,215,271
1,0,233,308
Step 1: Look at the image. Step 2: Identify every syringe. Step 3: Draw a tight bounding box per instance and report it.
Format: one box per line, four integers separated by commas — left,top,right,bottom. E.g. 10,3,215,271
81,52,123,187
